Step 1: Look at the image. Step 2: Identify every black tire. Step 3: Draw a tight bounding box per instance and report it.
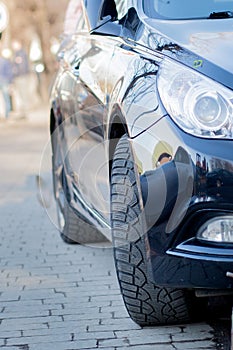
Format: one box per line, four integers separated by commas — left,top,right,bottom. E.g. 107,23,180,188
51,128,106,245
110,134,191,326
61,196,106,245
60,199,80,244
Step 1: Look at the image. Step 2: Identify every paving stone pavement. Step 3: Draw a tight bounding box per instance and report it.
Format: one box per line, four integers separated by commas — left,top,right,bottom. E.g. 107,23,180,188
0,109,216,349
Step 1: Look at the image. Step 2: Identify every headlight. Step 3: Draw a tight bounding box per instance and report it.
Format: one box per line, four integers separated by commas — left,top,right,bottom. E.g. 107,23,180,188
157,59,233,138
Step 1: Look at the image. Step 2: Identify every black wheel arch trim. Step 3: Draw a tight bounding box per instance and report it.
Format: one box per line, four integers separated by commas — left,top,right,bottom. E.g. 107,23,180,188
108,104,128,179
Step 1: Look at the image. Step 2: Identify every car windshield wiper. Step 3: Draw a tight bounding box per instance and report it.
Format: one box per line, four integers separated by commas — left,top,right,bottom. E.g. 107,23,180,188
208,11,233,19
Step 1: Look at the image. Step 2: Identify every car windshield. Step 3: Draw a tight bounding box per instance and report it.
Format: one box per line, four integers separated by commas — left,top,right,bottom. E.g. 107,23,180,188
143,0,233,20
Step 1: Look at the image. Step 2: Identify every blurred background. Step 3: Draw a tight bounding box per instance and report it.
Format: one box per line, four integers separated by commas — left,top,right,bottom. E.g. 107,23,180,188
0,0,68,119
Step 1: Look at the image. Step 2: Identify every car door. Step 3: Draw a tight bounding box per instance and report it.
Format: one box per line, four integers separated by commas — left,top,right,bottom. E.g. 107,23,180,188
72,36,113,221
63,29,115,228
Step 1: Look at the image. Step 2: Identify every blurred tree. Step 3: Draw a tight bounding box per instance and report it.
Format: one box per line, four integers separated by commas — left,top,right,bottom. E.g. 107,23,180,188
3,0,68,87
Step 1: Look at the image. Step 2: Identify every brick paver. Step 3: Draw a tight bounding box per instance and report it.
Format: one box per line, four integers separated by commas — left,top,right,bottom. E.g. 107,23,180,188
0,111,216,349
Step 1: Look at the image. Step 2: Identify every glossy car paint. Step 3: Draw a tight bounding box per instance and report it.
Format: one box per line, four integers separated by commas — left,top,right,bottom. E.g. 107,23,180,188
50,0,233,291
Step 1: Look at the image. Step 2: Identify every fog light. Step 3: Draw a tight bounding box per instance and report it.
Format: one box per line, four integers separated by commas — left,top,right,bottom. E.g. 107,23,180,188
197,216,233,243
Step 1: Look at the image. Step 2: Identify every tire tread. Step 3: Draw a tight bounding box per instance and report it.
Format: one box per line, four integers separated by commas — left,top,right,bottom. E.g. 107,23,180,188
111,135,190,326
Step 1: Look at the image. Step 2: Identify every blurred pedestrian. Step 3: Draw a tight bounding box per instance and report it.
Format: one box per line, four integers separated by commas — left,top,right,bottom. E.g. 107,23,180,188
0,52,13,119
12,40,29,77
12,40,30,116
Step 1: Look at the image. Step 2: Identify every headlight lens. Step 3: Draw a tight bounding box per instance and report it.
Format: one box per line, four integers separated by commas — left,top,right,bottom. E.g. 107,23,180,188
157,59,233,138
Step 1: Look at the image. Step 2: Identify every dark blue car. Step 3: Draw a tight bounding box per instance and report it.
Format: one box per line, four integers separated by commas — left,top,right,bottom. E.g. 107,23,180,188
50,0,233,325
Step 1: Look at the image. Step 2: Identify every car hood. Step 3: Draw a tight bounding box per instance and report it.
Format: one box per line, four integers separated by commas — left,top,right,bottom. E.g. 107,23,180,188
142,17,233,88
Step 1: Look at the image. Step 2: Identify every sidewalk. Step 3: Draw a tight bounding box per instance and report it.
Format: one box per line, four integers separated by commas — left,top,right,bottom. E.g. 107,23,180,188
0,103,50,123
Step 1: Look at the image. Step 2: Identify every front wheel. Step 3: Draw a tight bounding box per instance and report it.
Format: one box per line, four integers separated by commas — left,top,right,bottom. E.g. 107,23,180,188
110,134,193,326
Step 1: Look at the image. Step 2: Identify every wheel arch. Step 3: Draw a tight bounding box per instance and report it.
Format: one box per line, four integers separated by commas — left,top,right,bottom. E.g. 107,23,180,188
108,105,128,178
50,107,56,136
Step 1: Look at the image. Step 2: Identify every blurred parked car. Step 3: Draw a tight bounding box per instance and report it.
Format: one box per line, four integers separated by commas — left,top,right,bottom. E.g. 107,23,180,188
50,0,233,326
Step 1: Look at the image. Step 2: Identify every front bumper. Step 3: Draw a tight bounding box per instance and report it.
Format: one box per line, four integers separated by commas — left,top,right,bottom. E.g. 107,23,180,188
130,116,233,290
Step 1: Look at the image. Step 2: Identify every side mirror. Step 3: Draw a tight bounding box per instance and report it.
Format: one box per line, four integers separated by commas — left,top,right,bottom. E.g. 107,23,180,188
92,20,122,37
83,0,118,32
83,2,141,39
